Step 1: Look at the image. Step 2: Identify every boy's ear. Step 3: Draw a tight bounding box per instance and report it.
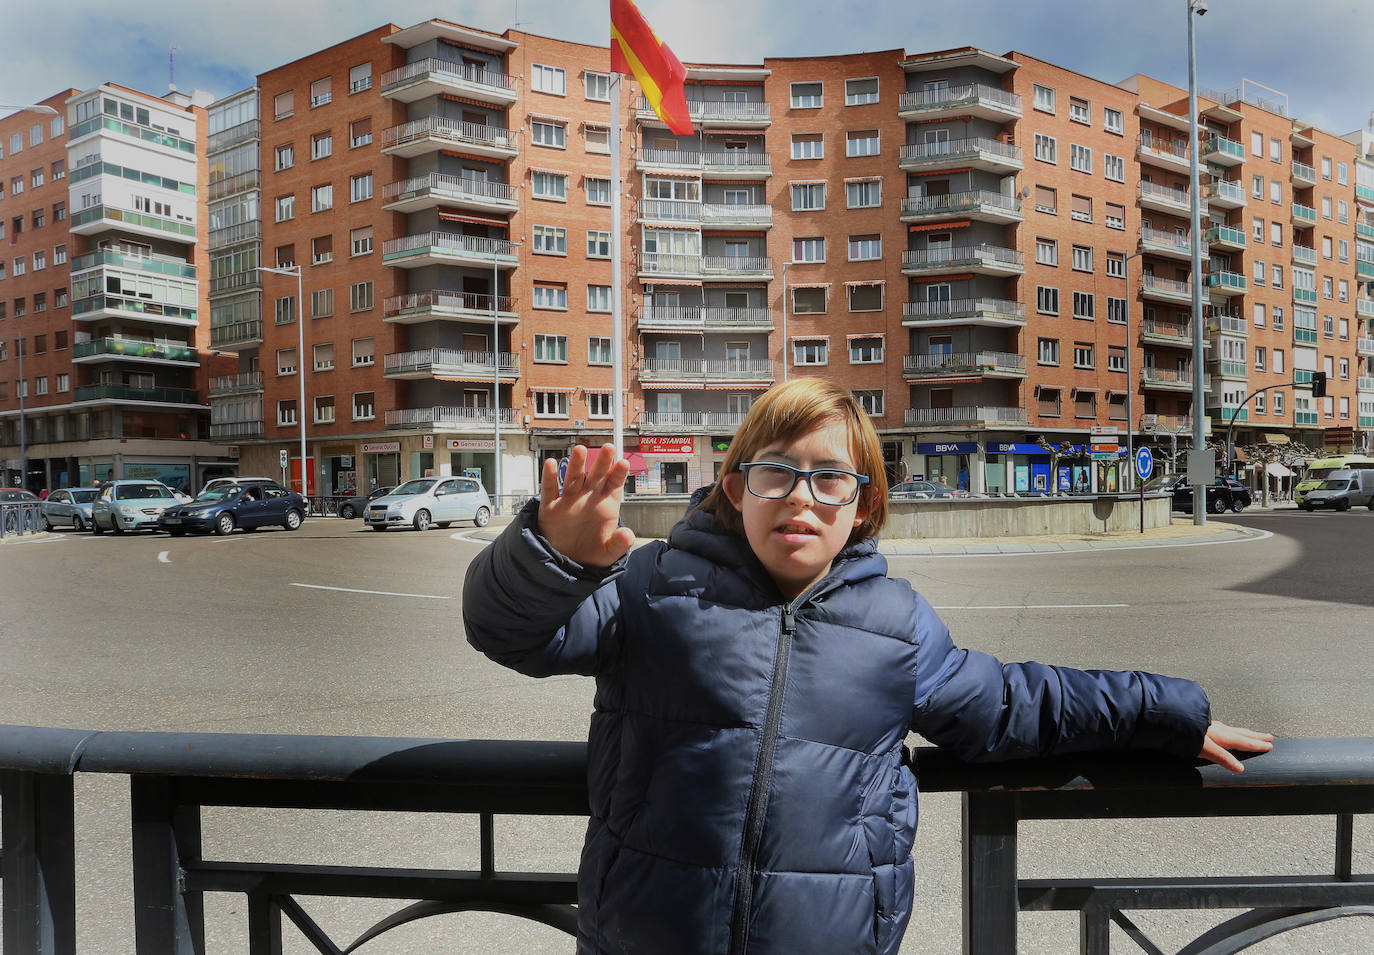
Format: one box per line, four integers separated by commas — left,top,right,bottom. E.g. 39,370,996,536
721,471,745,510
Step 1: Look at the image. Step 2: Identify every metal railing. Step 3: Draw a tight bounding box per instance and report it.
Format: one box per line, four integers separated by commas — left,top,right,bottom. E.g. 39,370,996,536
638,357,774,380
902,244,1024,269
383,289,516,319
382,348,519,376
385,406,518,428
0,502,42,538
897,83,1022,113
209,319,263,348
902,351,1026,375
637,305,772,329
1141,275,1193,298
636,97,771,122
1136,134,1189,163
639,411,750,430
637,148,772,171
1140,226,1192,253
381,59,516,94
898,136,1022,164
208,372,264,396
902,298,1025,323
381,173,517,205
900,190,1022,218
1292,160,1317,182
382,232,518,260
904,406,1028,427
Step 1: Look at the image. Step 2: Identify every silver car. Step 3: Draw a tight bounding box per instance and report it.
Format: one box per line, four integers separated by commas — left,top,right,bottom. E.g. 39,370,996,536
364,476,492,531
91,481,183,534
41,487,99,531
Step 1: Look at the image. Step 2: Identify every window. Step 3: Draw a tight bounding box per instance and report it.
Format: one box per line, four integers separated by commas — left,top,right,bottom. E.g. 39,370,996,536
1103,107,1124,134
1341,357,1350,378
1340,239,1350,262
311,184,332,212
10,176,21,196
848,283,882,311
584,71,611,101
792,287,826,313
274,91,295,119
791,82,822,108
1069,96,1090,124
353,392,375,420
588,336,612,363
313,343,335,371
845,77,878,106
275,144,294,170
275,296,296,325
1071,245,1093,272
790,182,825,211
584,177,610,205
1035,185,1057,214
1036,238,1058,266
311,396,335,424
11,257,23,277
349,281,373,312
1271,222,1282,247
1034,134,1057,164
50,114,63,138
31,168,43,188
852,390,884,417
793,237,825,262
1253,303,1266,327
57,373,68,393
6,133,18,155
1038,338,1060,365
846,130,879,157
793,339,828,365
349,63,372,94
1269,179,1282,205
1338,200,1349,223
849,337,883,363
1070,143,1092,173
350,226,372,256
1273,307,1284,332
310,288,333,317
1272,264,1283,288
1323,276,1334,300
1106,252,1125,278
588,393,612,417
532,224,568,255
1037,387,1062,417
54,288,66,308
32,250,45,271
1251,174,1264,198
1104,154,1125,182
587,230,611,258
1321,196,1333,220
1072,291,1096,320
533,391,569,417
1106,297,1126,324
351,338,374,367
1036,286,1059,315
277,348,297,375
1253,259,1265,284
1253,217,1267,242
1323,313,1335,337
1321,156,1332,179
532,171,567,200
1033,84,1056,113
533,285,568,309
32,293,45,312
584,125,609,153
1073,343,1095,369
848,234,881,261
1269,137,1281,163
1105,201,1124,229
533,334,569,363
1323,236,1334,259
845,179,881,208
531,119,566,148
1338,162,1349,185
311,131,332,160
310,77,332,108
587,285,611,312
349,173,372,202
1071,193,1092,222
53,203,65,222
1108,346,1126,372
532,63,566,94
791,133,823,159
1073,390,1096,418
1250,131,1263,156
1339,280,1349,304
1274,392,1284,415
349,118,372,148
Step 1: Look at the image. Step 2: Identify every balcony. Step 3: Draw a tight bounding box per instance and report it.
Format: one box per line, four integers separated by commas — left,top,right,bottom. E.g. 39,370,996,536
1140,275,1194,305
383,291,518,326
1360,184,1374,203
69,204,197,243
382,232,519,270
1360,376,1374,393
1358,300,1374,319
1141,318,1197,348
1201,134,1245,166
1206,178,1246,209
902,297,1025,328
638,357,774,385
1359,261,1374,280
1207,314,1248,337
71,249,195,280
210,319,263,351
903,406,1028,430
1357,221,1374,241
899,190,1022,225
1294,288,1318,304
639,411,749,433
701,203,772,229
1207,270,1247,297
1295,411,1320,427
901,351,1026,382
901,244,1024,278
637,253,774,282
382,348,519,382
1140,226,1197,261
637,305,773,332
1291,160,1317,186
1140,414,1193,435
72,337,198,365
898,137,1022,175
71,293,197,328
209,419,265,441
1204,225,1246,252
1209,405,1248,423
380,59,518,106
1209,359,1249,379
1141,368,1208,392
1138,181,1203,217
380,117,519,160
208,372,264,397
385,405,519,431
1294,326,1318,344
636,97,771,129
1357,336,1374,357
1291,244,1317,267
638,198,701,227
73,384,202,407
896,84,1022,123
208,271,261,297
208,169,260,203
1292,203,1317,225
380,173,519,215
1136,135,1191,174
635,148,773,179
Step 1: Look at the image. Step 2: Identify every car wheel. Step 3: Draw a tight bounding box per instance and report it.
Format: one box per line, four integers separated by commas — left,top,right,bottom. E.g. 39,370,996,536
1303,504,1315,512
215,513,235,536
413,509,431,532
284,509,303,531
92,517,104,535
1209,496,1227,514
339,504,356,520
168,529,186,537
474,506,491,528
370,524,387,532
436,521,451,529
42,514,53,531
73,515,86,532
1339,499,1351,512
111,519,125,535
1231,500,1245,513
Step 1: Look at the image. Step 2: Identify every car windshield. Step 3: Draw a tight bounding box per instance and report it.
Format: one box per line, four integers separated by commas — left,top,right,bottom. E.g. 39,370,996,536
0,490,35,501
391,479,438,495
1142,475,1177,492
195,487,242,502
369,487,394,498
115,484,171,500
70,489,98,503
1319,479,1351,490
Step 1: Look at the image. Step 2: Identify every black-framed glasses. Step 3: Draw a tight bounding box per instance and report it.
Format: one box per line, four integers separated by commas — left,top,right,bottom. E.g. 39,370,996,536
738,461,869,506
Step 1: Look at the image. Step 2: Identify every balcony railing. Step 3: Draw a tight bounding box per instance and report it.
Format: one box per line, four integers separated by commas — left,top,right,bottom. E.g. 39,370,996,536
71,248,196,278
381,172,518,206
71,294,197,324
636,97,770,123
1138,181,1199,211
1292,244,1317,266
1208,178,1246,205
381,116,519,154
637,148,772,171
1142,318,1194,344
1291,160,1317,183
383,290,516,320
69,204,197,239
1293,202,1317,224
898,136,1022,166
207,169,260,202
1142,367,1209,389
902,298,1025,324
1141,275,1193,299
382,348,519,377
639,357,774,381
1140,226,1193,255
1202,134,1245,162
701,202,772,225
638,253,773,277
637,306,772,329
1207,270,1247,293
639,411,750,431
1357,336,1374,356
1141,414,1193,434
1209,315,1247,336
72,337,197,362
209,419,265,440
901,244,1024,271
639,198,701,222
1136,134,1190,166
385,405,518,428
1293,288,1318,304
380,58,516,94
900,190,1022,219
1204,225,1246,249
1357,300,1374,319
209,372,264,396
382,232,518,260
210,319,263,348
74,384,201,404
897,83,1021,115
904,406,1028,427
1359,375,1374,392
206,119,260,153
902,351,1026,376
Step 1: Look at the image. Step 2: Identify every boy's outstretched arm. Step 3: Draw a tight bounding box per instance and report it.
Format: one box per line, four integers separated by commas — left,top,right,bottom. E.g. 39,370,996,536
539,444,635,568
1198,721,1274,772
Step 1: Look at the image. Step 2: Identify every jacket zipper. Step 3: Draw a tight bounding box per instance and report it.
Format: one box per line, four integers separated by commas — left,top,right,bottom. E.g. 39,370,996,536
728,597,802,955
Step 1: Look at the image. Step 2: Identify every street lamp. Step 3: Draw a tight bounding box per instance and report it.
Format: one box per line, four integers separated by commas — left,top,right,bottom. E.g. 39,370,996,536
4,335,26,490
1187,0,1209,526
490,238,522,514
1122,250,1145,491
257,265,306,497
0,104,58,116
780,260,800,383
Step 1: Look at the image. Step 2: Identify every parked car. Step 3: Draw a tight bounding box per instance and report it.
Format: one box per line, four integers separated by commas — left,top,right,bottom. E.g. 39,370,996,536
0,488,40,503
201,476,274,495
364,476,491,531
41,487,99,531
91,481,183,534
1147,474,1249,514
338,486,394,520
890,480,969,500
1301,469,1374,511
158,481,307,535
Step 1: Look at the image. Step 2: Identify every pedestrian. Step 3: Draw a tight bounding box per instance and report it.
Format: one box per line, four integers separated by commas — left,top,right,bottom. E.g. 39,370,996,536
463,377,1272,955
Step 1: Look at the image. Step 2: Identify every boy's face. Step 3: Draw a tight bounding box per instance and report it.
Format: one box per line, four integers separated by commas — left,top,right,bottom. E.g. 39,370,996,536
722,419,865,600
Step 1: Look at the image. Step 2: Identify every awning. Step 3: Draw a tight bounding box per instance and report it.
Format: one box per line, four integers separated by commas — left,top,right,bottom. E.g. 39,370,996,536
909,220,971,232
623,451,649,475
1267,462,1295,477
845,332,885,340
844,279,885,287
844,175,883,183
788,281,831,289
526,165,570,176
437,211,510,227
789,178,826,185
527,111,572,123
642,278,703,287
1263,432,1290,444
790,334,830,342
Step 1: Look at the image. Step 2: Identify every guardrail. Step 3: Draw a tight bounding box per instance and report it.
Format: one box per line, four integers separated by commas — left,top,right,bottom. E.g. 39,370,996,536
3,727,1368,954
0,502,42,538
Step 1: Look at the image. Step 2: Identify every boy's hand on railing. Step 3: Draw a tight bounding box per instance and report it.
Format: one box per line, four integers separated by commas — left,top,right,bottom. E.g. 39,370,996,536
1198,721,1274,772
538,444,635,569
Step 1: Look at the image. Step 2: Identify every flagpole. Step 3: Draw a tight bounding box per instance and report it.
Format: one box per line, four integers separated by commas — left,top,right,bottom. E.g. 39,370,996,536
609,75,626,462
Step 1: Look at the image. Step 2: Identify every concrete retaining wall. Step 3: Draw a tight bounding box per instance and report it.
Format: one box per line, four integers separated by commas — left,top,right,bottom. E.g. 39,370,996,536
619,494,1173,540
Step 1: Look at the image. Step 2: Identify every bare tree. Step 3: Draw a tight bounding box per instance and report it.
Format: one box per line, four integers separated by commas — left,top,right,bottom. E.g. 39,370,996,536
1035,436,1076,493
1237,442,1320,506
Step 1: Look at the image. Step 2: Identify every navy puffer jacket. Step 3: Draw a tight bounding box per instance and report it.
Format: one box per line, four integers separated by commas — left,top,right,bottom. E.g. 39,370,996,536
462,494,1211,955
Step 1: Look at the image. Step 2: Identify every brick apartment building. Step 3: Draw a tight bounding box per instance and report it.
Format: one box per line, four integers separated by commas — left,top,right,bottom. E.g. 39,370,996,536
4,19,1373,499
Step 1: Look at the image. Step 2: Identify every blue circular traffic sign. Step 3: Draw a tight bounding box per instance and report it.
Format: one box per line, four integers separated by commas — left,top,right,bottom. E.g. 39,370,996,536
1134,446,1154,481
557,457,570,489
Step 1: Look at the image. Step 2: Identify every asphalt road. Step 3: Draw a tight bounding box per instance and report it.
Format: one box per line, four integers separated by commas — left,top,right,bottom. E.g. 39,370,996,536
1,509,1372,953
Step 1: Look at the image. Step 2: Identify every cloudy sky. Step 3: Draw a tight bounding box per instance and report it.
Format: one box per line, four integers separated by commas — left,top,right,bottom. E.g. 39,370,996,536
3,0,1371,136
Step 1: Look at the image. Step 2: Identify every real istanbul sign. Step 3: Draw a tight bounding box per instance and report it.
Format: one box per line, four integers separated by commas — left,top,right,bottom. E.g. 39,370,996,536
639,436,695,454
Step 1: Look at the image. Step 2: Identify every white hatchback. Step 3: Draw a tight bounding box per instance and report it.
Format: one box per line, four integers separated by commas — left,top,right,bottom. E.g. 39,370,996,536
363,477,492,531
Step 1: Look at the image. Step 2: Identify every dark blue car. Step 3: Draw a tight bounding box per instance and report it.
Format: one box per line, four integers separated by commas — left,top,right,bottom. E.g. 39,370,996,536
157,481,307,535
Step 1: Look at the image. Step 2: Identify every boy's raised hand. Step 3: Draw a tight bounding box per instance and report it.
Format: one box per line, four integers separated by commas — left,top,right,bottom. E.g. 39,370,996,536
538,444,636,569
1198,721,1274,773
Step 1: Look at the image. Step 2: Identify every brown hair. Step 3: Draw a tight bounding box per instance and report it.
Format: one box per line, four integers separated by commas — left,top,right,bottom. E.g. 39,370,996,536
699,377,888,544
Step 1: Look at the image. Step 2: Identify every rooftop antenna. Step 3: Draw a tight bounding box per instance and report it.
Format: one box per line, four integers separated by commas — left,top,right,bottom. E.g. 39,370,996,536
169,45,178,91
1368,109,1373,131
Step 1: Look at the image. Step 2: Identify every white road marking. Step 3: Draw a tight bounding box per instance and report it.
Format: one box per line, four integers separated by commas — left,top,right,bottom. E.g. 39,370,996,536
934,603,1128,610
290,582,451,600
157,551,171,564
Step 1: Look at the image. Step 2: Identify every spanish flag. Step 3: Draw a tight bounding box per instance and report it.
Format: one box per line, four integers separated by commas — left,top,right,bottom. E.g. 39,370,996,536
610,0,694,136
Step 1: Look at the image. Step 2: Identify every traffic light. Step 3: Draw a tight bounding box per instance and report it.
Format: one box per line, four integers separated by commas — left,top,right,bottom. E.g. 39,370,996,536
1311,371,1327,398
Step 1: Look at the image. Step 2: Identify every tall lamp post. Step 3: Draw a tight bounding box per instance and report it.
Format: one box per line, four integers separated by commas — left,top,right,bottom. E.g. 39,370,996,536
257,265,306,496
490,238,522,514
1187,0,1209,525
0,104,58,116
1122,250,1146,490
780,260,799,383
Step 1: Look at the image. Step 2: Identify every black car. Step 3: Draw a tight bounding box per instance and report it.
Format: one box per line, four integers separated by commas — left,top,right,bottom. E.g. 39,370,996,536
1146,474,1249,514
157,481,307,535
337,485,394,520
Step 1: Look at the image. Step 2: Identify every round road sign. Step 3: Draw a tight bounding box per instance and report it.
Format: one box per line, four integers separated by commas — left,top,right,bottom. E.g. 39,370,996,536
1134,446,1154,481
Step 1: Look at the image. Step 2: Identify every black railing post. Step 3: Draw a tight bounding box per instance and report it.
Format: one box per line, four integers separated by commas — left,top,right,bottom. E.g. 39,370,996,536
130,776,204,955
246,893,284,954
961,791,1019,954
0,769,76,955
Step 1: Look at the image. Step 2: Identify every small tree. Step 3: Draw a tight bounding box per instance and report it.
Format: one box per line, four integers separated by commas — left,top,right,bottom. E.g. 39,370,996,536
1035,436,1076,493
1237,441,1320,505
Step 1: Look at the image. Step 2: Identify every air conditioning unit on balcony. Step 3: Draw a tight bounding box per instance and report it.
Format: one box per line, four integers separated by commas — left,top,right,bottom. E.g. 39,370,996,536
573,419,586,428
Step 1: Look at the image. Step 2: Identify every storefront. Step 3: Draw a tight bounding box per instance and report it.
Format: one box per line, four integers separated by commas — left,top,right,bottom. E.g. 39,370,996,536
446,438,506,490
360,441,401,490
915,441,977,491
638,435,696,495
984,442,1051,494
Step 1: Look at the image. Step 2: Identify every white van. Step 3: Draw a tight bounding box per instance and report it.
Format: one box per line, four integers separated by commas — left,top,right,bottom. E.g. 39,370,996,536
1301,469,1374,511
